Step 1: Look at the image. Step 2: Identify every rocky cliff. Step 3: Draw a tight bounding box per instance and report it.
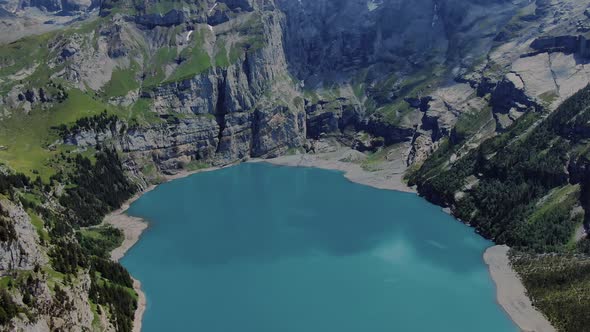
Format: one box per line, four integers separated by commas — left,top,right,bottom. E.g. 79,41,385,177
273,0,538,163
0,199,45,274
277,0,519,81
53,0,306,172
0,197,115,332
272,0,590,166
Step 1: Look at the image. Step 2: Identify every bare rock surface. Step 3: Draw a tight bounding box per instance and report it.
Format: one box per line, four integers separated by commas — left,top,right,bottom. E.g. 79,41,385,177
0,199,46,274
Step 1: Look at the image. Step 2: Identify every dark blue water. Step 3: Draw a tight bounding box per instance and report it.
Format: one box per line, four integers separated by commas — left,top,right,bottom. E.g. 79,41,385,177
122,163,517,332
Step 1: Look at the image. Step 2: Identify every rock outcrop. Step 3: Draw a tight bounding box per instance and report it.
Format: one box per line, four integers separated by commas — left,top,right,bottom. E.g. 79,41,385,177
8,271,113,332
18,0,98,12
530,34,590,58
0,200,108,332
305,98,362,140
135,9,187,28
0,200,46,274
66,104,305,171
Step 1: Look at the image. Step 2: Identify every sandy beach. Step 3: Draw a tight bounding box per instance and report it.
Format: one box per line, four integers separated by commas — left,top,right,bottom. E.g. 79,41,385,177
484,245,556,332
104,148,555,332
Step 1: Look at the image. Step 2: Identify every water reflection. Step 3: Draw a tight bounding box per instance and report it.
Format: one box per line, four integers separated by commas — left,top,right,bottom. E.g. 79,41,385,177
128,163,488,273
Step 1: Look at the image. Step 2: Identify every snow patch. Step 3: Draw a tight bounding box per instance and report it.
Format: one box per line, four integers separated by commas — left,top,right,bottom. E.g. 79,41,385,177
208,2,218,15
367,0,381,12
432,3,439,27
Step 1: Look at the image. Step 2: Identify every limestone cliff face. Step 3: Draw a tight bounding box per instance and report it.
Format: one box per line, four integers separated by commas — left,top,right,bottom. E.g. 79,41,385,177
66,104,305,171
61,4,306,171
272,0,537,164
0,200,45,274
143,7,296,118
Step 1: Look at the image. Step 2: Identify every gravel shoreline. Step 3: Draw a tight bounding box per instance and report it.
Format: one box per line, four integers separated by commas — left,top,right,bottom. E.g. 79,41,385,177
260,151,415,194
484,245,556,332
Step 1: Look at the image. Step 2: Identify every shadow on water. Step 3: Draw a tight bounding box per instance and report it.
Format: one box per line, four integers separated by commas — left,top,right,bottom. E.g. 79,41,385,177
127,163,488,274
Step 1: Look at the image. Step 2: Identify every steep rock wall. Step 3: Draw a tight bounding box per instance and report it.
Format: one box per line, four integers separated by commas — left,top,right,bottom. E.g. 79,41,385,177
0,200,46,275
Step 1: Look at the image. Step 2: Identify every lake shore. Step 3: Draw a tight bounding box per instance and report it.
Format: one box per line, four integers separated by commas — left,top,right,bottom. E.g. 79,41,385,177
267,151,556,332
484,245,556,332
260,149,416,194
105,149,554,332
105,165,227,332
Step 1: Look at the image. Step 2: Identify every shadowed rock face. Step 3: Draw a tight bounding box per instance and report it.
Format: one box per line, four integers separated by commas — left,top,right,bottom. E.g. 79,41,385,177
278,0,442,82
0,200,46,274
276,0,521,84
530,34,590,58
18,0,99,12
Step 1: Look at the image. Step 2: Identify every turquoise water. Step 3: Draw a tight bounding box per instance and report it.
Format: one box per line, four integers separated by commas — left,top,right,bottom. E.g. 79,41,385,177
122,163,518,332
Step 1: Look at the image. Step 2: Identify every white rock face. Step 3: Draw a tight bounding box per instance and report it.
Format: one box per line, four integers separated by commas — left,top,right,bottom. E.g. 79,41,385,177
0,199,46,274
550,53,590,104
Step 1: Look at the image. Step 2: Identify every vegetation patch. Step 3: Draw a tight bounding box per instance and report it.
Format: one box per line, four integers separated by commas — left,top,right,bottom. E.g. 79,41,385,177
453,106,493,142
0,89,117,180
167,29,212,83
78,226,124,258
361,147,392,171
103,63,141,98
143,47,177,88
28,210,50,243
512,254,590,332
59,149,137,227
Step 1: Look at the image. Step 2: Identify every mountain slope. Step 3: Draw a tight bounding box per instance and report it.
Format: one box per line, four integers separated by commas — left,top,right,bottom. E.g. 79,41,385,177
409,82,590,332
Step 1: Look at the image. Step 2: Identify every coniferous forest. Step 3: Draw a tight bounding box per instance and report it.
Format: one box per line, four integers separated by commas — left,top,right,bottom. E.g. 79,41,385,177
0,147,138,331
409,85,590,330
